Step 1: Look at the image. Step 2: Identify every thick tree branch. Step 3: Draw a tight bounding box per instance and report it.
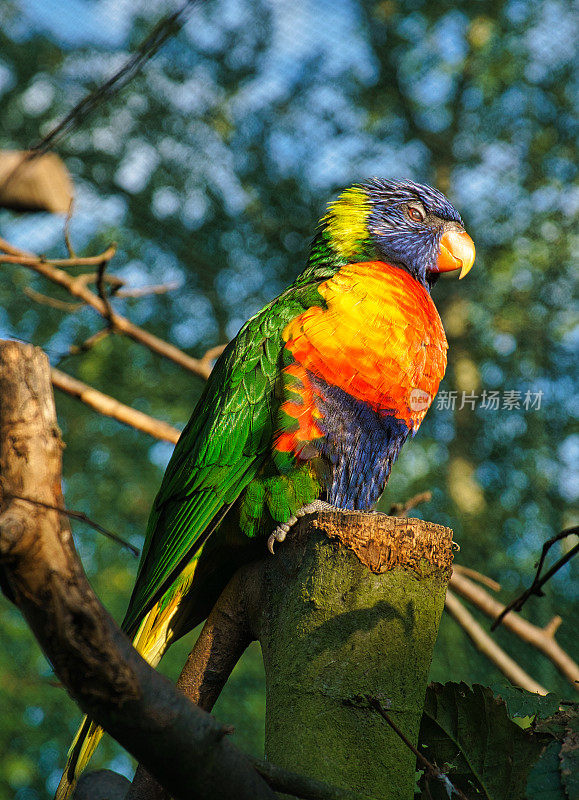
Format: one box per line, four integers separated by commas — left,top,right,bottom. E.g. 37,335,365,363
0,340,275,800
445,590,547,695
128,563,257,800
449,571,579,689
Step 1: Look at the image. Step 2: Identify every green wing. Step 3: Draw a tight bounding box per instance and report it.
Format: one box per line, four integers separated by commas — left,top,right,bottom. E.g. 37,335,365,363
121,285,318,636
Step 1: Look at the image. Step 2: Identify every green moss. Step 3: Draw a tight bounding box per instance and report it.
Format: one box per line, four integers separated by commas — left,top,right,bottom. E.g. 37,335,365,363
261,532,448,799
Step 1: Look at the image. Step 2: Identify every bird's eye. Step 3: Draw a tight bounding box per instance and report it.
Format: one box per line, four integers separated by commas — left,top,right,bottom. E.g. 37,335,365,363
407,204,425,223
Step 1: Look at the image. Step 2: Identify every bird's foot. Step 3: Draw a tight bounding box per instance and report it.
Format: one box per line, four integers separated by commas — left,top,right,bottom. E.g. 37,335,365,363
267,500,337,555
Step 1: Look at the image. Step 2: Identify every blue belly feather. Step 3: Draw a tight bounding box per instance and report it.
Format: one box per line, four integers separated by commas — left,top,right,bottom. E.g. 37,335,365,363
309,374,410,510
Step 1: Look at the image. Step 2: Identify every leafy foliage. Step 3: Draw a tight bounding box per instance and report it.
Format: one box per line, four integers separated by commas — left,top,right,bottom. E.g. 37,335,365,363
490,683,563,721
528,707,579,800
417,683,550,799
417,683,579,800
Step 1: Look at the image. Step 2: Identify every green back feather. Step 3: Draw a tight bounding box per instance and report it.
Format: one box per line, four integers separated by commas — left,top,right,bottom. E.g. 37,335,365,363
121,281,327,636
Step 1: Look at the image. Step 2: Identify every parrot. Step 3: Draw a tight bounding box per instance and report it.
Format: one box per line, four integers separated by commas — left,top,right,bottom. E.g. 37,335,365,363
56,178,475,799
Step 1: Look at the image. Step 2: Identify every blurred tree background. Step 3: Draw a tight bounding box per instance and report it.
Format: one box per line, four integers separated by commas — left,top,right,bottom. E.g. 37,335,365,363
0,0,577,797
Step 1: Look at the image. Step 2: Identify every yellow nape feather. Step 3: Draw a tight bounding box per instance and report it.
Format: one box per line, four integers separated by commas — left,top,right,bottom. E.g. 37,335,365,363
323,185,370,260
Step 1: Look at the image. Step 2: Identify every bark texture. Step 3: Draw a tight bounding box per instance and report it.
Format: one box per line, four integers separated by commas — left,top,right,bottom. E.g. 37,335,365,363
0,340,275,800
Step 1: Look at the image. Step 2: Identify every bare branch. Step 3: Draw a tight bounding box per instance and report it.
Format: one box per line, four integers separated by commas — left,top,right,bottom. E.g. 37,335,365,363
5,247,213,378
64,200,77,258
51,367,180,444
0,236,37,257
450,571,579,688
389,491,432,517
492,527,579,631
199,343,228,374
96,257,115,330
0,244,117,267
445,590,548,695
24,287,84,312
5,493,139,557
116,281,181,298
453,564,501,593
62,328,112,359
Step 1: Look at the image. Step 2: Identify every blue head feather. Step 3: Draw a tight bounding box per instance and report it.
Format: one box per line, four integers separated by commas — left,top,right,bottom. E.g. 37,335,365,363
364,178,465,287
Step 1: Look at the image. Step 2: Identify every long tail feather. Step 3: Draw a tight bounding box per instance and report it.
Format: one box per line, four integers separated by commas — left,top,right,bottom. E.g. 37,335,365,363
54,561,198,800
55,718,103,800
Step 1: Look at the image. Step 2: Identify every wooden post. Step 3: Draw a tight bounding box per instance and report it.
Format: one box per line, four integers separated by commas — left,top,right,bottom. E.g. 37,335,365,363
128,513,454,800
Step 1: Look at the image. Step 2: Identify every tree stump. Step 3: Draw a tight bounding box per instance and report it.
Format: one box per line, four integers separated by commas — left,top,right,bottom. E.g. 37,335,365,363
258,512,453,799
130,510,454,800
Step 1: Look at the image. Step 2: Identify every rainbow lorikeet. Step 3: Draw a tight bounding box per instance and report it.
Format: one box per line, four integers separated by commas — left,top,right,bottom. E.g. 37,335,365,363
57,178,475,798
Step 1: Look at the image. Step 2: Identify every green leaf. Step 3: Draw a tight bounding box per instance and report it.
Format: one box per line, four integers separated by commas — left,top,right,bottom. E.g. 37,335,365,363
417,683,550,800
525,741,565,800
531,706,579,800
490,683,562,722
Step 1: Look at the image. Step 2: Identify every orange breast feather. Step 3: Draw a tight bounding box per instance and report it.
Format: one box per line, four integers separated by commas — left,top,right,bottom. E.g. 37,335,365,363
282,261,448,434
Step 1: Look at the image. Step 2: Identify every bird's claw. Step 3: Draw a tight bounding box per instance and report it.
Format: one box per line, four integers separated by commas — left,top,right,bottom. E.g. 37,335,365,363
267,500,337,554
267,518,295,554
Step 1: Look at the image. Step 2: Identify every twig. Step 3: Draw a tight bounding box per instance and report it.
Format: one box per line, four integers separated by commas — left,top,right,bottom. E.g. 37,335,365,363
6,493,139,557
0,236,31,257
64,200,77,258
450,571,579,688
445,590,548,695
5,246,213,378
0,244,117,267
24,287,84,312
115,281,181,298
453,564,501,593
389,491,432,517
199,343,227,373
366,696,471,800
51,367,181,443
62,328,113,360
492,527,579,631
96,258,115,330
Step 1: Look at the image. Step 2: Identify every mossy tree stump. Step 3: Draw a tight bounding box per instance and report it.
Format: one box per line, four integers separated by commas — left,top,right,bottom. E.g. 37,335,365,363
259,512,453,800
130,511,454,800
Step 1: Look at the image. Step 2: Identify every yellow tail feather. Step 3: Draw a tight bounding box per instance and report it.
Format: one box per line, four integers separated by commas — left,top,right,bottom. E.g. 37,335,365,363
55,718,104,800
54,572,193,800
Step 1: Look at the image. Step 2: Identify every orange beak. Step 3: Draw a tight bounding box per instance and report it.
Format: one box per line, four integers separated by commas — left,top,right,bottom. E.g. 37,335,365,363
435,229,476,279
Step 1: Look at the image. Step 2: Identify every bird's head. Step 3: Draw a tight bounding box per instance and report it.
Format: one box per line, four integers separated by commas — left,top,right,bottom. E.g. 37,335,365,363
315,178,475,289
